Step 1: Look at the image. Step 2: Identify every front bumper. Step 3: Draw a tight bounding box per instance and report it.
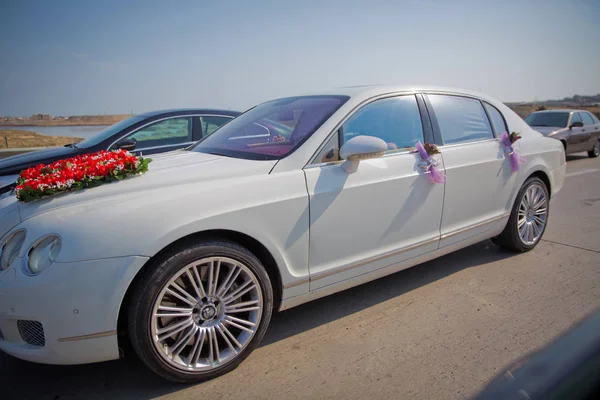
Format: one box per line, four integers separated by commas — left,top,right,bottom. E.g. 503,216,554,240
0,255,148,365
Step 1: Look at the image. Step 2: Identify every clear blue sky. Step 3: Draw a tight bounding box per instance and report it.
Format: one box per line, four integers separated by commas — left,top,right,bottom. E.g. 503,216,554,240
1,0,599,116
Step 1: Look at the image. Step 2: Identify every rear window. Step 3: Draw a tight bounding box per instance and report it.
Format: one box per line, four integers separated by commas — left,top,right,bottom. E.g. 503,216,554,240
483,102,507,136
427,95,494,144
525,112,569,128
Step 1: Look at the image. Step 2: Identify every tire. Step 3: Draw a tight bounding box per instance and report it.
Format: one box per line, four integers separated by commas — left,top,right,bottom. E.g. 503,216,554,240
492,177,549,252
588,139,600,158
128,239,273,383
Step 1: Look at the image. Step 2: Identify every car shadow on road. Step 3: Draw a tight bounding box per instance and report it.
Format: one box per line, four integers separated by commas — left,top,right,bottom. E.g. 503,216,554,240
566,153,591,161
262,240,513,346
1,240,515,400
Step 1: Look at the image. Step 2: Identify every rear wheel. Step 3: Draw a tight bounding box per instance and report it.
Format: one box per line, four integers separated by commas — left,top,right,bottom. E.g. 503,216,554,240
588,139,600,158
492,177,549,252
128,240,273,383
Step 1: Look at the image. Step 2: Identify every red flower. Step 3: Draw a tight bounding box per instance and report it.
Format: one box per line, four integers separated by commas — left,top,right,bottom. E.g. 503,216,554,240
16,149,151,202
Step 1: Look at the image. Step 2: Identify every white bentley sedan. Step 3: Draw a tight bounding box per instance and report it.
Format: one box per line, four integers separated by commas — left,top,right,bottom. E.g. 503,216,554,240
0,86,566,382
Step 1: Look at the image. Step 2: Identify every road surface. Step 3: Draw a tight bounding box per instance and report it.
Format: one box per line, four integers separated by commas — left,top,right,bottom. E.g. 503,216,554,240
2,153,599,400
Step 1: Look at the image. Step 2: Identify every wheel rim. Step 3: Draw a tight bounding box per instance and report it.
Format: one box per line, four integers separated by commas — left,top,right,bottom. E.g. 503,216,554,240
151,257,263,372
517,183,547,245
594,140,600,156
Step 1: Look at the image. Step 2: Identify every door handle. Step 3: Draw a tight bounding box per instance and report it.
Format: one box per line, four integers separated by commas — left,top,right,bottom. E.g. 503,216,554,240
418,160,430,170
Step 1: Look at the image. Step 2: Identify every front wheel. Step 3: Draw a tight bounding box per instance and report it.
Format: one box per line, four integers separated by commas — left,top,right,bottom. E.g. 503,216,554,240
588,139,600,158
492,177,549,252
128,240,273,383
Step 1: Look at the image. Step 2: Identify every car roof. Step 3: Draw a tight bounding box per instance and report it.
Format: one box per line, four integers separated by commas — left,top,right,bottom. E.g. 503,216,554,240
136,108,241,117
286,84,501,105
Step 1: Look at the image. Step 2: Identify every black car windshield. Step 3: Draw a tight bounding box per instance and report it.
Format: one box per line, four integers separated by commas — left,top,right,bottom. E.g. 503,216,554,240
191,95,349,160
525,112,569,128
76,116,146,148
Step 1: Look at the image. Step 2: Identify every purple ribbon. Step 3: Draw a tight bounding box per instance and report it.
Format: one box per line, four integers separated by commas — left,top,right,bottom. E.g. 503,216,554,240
416,141,445,184
499,132,526,172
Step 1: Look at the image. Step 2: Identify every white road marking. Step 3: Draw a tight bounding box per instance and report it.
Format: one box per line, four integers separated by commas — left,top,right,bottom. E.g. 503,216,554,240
566,168,599,178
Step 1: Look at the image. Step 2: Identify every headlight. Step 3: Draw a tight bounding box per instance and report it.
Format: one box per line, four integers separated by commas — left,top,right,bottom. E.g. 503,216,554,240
0,230,26,270
25,235,62,275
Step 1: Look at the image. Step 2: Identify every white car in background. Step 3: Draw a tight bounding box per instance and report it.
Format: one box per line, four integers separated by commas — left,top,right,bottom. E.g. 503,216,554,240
0,85,566,382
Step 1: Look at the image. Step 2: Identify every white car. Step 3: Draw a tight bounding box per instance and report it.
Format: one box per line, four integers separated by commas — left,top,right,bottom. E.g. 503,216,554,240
0,85,566,382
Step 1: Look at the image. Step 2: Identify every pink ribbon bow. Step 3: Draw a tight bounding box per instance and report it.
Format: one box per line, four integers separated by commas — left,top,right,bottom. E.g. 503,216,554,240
416,141,445,184
500,132,526,172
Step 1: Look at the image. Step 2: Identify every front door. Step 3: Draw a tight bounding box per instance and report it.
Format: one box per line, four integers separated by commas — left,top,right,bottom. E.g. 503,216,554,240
305,94,445,290
424,94,517,248
111,117,195,156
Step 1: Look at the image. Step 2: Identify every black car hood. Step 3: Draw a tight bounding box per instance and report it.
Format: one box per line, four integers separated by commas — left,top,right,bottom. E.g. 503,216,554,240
530,126,565,136
0,146,82,176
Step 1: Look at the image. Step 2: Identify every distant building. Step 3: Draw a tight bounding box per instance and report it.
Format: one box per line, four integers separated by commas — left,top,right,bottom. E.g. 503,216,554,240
31,113,52,120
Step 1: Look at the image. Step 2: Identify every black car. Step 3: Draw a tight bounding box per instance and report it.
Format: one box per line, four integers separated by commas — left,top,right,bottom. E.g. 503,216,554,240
0,108,240,192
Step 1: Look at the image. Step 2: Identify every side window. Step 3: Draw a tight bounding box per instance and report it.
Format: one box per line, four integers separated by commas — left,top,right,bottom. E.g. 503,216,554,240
342,95,423,152
199,116,233,137
590,113,600,124
571,112,582,124
483,102,508,136
581,112,595,126
124,117,192,149
314,131,340,163
428,95,493,144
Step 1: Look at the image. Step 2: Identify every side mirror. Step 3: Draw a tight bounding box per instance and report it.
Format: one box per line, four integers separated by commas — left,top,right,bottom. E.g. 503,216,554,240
339,135,387,161
115,138,136,151
570,121,583,129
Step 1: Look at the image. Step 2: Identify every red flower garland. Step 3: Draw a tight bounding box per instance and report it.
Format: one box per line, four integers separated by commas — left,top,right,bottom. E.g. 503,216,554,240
15,149,152,203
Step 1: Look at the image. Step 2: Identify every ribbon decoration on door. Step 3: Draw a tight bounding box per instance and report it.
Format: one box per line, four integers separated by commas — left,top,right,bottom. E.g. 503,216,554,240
500,131,526,172
416,141,445,184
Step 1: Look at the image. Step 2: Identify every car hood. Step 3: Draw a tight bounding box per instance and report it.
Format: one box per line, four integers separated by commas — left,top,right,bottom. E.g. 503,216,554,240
16,150,278,223
0,146,81,176
530,126,566,136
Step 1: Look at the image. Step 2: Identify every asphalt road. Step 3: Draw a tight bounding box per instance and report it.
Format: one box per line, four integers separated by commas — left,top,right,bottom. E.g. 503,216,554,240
2,153,599,400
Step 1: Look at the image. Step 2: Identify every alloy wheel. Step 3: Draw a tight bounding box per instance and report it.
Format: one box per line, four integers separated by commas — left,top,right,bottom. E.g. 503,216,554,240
517,183,548,245
150,257,263,372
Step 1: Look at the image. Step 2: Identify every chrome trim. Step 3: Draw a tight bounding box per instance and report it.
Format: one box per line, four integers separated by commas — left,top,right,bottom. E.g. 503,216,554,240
440,213,510,240
310,236,439,282
282,278,310,289
57,330,117,342
436,138,499,150
305,147,418,170
107,114,234,151
128,141,195,152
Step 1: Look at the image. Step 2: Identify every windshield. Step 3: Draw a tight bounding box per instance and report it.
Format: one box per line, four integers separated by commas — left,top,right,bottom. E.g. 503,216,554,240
191,95,349,160
76,116,146,148
525,112,569,128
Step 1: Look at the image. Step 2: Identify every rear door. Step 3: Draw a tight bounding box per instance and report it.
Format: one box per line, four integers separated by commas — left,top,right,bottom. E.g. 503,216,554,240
566,112,587,152
423,93,517,249
580,112,599,151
